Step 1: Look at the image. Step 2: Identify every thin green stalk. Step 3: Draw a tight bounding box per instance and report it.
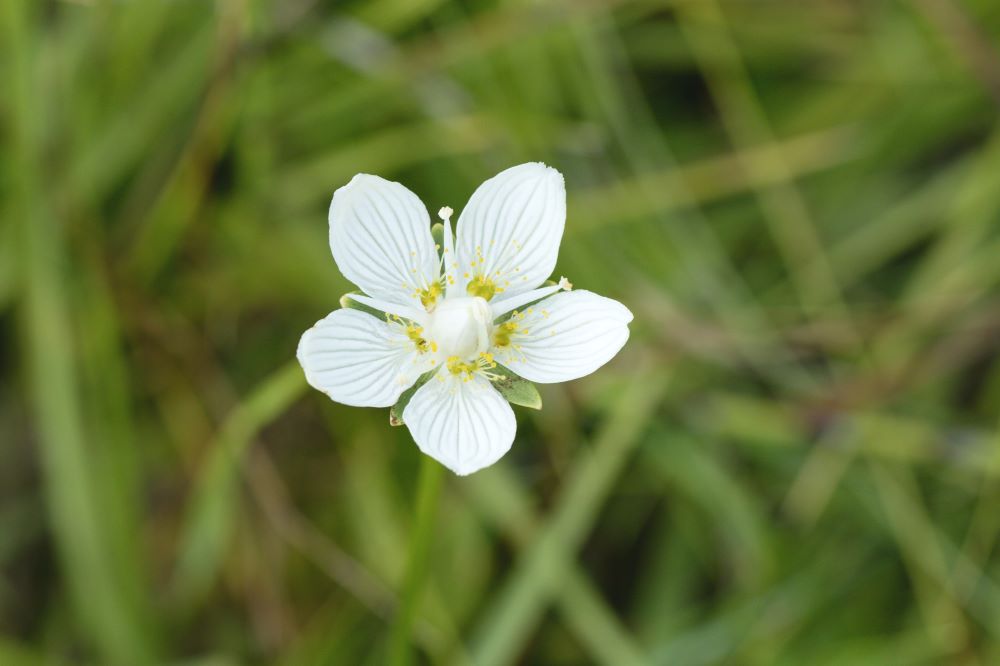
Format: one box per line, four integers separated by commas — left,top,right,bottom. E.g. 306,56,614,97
388,454,445,666
172,361,307,605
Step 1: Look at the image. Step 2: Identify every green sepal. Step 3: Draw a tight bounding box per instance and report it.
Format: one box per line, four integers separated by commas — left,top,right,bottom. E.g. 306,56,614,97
431,222,444,248
389,368,438,426
430,223,445,263
489,363,542,410
339,290,384,319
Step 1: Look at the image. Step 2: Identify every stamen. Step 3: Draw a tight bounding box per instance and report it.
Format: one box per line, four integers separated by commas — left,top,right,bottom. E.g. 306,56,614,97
344,293,427,324
405,323,431,354
490,283,563,319
493,319,519,347
446,352,500,382
438,205,458,297
418,281,443,310
446,355,476,382
466,274,499,300
384,313,437,355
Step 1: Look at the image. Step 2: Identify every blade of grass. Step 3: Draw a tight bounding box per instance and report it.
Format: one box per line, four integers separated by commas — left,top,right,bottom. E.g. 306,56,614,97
567,15,820,394
172,361,306,604
0,640,66,666
568,125,860,234
867,462,973,654
4,1,156,662
702,392,1000,475
0,222,15,311
68,19,215,206
678,0,854,324
466,465,652,666
909,0,1000,105
387,454,445,666
469,371,668,666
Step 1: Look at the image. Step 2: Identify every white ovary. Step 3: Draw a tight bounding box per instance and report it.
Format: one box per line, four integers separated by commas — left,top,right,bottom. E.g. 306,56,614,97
425,296,492,360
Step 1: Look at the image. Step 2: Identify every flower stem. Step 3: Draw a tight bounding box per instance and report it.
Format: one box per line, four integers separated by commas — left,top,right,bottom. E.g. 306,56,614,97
388,454,444,666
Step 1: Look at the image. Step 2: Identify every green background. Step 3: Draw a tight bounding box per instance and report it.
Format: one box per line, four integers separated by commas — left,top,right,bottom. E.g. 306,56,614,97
3,0,1000,663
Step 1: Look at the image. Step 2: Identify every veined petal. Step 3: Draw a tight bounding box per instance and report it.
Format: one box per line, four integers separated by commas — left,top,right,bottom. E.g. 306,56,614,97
491,290,632,384
298,309,439,408
403,370,516,475
329,174,440,309
455,163,565,301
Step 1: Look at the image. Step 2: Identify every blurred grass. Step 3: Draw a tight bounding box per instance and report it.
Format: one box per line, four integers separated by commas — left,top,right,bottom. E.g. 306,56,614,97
3,0,1000,663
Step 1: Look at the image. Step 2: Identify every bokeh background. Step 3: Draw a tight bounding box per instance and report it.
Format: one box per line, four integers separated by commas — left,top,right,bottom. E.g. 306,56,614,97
4,0,1000,663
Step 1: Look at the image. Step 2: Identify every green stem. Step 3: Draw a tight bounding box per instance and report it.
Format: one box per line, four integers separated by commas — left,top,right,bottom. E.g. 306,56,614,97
388,454,445,666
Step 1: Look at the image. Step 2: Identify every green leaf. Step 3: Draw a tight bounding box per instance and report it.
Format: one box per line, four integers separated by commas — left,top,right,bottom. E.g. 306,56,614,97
339,290,385,319
389,368,439,426
490,363,542,410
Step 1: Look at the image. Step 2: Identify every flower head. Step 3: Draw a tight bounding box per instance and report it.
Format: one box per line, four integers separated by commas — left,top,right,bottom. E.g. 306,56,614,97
297,163,632,475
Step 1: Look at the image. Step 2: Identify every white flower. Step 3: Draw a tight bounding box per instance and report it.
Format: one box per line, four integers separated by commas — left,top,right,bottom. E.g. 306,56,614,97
297,163,633,475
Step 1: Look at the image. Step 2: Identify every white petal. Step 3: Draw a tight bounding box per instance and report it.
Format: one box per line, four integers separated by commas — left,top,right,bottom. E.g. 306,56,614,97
403,371,516,475
329,174,440,308
454,163,565,300
297,309,438,408
492,290,632,384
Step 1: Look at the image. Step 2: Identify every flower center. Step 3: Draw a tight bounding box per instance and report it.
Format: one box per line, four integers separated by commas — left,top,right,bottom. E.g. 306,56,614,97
427,296,491,361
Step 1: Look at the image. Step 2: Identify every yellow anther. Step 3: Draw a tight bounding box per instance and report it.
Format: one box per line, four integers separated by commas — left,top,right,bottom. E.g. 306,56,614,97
493,320,519,347
466,275,497,300
446,352,498,379
419,281,443,309
446,355,477,378
406,324,431,353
